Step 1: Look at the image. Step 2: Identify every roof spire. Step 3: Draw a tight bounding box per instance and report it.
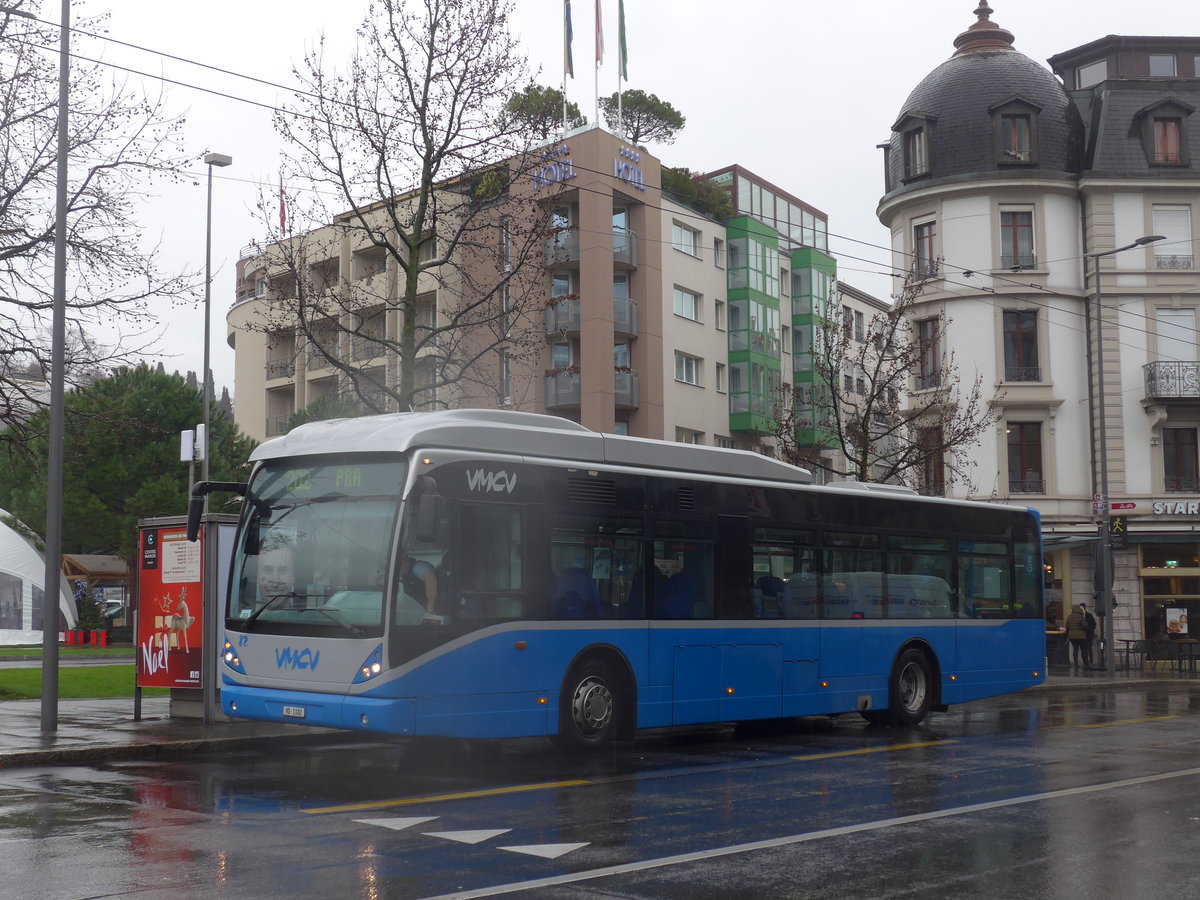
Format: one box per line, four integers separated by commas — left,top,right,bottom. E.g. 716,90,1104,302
953,2,1016,56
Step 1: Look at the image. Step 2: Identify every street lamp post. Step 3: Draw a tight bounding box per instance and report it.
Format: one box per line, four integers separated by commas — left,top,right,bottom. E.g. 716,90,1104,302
1088,234,1164,675
201,153,232,492
200,152,230,727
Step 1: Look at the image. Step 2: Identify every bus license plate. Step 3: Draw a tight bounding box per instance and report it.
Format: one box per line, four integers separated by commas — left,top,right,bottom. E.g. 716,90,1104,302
282,705,306,719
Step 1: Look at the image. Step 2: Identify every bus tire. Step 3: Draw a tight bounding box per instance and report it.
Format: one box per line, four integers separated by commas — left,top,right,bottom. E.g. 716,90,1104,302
861,647,933,727
554,659,619,751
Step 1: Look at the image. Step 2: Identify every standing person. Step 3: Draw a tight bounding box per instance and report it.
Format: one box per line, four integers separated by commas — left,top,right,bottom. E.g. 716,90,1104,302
1081,601,1097,668
1065,602,1088,669
400,555,440,622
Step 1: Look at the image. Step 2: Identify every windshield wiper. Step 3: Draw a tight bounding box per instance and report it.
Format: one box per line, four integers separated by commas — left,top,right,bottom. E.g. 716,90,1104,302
244,591,303,627
294,607,364,637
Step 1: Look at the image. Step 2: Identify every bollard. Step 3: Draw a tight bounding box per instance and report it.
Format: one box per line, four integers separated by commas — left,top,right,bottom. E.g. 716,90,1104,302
65,630,76,646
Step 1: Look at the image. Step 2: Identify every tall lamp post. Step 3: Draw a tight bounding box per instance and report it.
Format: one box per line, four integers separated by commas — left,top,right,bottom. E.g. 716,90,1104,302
1089,233,1164,675
201,153,230,727
201,153,232,491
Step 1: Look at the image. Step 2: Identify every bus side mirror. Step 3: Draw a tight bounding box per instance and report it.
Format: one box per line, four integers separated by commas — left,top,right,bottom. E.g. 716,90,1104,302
416,492,442,542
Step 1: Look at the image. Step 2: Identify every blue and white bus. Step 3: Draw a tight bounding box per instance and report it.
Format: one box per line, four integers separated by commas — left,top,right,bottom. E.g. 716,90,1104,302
194,409,1044,749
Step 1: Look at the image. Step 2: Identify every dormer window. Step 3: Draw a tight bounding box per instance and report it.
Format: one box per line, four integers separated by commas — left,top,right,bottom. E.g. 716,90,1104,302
990,97,1041,166
893,112,937,183
1135,100,1193,167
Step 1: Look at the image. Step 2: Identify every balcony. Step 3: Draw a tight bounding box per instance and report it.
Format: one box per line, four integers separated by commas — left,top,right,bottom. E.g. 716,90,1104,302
544,295,580,335
612,229,638,269
1145,361,1200,400
1166,477,1200,493
543,295,640,339
351,335,385,362
265,415,290,437
614,297,639,338
544,369,581,409
915,372,941,391
266,358,295,379
615,369,640,410
543,228,580,267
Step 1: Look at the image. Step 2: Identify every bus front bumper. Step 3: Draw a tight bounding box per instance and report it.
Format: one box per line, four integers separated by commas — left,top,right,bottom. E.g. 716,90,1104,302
222,683,416,734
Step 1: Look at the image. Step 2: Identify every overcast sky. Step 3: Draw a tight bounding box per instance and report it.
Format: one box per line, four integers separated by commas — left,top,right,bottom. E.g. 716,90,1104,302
67,0,1194,395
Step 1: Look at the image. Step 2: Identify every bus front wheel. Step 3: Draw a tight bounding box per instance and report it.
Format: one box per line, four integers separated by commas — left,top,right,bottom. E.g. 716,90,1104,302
554,659,618,751
861,648,933,727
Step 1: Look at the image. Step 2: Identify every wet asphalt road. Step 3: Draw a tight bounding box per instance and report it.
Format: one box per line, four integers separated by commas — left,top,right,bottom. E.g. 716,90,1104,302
2,684,1199,899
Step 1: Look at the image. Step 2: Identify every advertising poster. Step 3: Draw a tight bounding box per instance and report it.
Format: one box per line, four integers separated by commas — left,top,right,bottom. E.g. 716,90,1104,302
1167,608,1189,636
136,526,203,688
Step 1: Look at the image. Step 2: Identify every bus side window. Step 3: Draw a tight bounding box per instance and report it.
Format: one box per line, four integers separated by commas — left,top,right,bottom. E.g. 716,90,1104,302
652,540,713,620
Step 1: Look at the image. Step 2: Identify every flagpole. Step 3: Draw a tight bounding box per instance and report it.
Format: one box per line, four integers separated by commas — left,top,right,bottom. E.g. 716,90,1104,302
617,0,626,139
594,0,602,128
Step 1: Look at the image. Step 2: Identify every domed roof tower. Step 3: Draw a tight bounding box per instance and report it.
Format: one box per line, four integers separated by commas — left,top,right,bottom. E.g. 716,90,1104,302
880,3,1084,203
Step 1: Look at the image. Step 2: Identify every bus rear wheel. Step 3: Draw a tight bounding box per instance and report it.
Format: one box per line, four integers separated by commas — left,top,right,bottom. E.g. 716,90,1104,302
553,659,618,751
861,648,933,727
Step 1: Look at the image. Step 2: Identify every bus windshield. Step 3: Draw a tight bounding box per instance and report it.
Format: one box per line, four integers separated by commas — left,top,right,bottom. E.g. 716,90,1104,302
227,458,405,637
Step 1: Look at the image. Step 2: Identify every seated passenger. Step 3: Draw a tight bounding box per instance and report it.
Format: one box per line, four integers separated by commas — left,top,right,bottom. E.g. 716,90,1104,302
552,566,604,619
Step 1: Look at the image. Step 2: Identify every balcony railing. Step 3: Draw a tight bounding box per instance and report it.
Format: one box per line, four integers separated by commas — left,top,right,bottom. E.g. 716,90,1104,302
1008,479,1045,494
543,228,580,267
613,297,639,337
265,415,290,437
917,483,946,497
915,372,941,390
1144,361,1200,399
613,229,638,268
351,336,385,361
266,358,295,379
544,371,581,409
1156,254,1194,270
1004,365,1042,382
1166,477,1200,493
1001,253,1037,270
615,369,640,410
544,295,581,335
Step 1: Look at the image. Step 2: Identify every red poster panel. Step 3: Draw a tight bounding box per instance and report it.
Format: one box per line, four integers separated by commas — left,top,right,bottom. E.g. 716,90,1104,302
137,526,203,688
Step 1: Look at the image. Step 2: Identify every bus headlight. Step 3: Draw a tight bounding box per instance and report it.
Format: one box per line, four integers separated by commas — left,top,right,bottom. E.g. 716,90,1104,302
222,639,246,674
352,644,384,684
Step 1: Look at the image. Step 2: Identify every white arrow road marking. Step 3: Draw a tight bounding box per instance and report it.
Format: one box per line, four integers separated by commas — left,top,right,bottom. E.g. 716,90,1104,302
354,816,439,831
423,829,512,845
498,843,590,860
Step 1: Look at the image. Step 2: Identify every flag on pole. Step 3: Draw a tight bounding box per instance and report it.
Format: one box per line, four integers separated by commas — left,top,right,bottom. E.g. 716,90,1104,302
618,0,628,80
564,0,575,79
278,174,287,235
595,0,604,64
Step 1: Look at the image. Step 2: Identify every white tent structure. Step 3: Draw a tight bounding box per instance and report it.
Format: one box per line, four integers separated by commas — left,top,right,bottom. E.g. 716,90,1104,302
0,510,76,645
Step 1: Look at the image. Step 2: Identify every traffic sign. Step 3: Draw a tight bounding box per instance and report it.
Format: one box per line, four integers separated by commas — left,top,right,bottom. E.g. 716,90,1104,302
1111,502,1136,510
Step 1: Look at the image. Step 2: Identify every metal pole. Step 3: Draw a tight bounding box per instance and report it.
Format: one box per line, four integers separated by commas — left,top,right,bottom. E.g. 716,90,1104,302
37,0,71,733
202,164,213,493
1093,252,1116,676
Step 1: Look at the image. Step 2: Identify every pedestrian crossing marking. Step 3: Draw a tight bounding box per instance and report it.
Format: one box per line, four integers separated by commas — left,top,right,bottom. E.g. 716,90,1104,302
353,816,439,831
423,828,512,845
499,842,590,859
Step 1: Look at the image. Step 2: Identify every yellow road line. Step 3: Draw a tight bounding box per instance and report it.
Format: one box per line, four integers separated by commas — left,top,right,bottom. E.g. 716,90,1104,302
301,779,592,815
792,739,958,761
1078,715,1178,729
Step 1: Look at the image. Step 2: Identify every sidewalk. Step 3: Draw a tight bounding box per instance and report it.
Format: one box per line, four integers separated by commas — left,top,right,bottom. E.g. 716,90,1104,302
0,660,1195,770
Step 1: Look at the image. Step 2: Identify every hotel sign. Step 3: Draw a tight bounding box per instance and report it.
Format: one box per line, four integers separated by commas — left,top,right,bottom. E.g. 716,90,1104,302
615,146,646,191
531,145,576,189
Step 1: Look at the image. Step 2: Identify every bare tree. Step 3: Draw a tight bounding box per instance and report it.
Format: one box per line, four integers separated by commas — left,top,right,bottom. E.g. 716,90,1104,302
773,273,997,492
241,0,555,414
0,1,193,438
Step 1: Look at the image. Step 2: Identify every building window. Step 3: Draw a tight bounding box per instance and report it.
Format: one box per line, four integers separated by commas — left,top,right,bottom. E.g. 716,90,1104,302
1149,53,1177,77
675,352,702,386
1077,59,1107,89
673,223,700,257
854,310,865,343
674,287,701,321
500,216,511,270
713,237,725,268
676,428,703,445
1165,428,1199,492
917,318,941,389
1003,310,1040,381
1000,113,1033,162
715,362,726,393
499,350,511,406
903,127,929,179
1007,423,1044,494
714,300,725,331
1000,210,1035,269
913,220,937,278
715,435,735,449
918,427,945,496
843,372,854,393
1155,118,1183,164
842,305,853,339
1152,205,1194,269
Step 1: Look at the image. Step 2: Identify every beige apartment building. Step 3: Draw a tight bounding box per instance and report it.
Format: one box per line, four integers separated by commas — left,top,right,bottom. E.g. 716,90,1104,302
227,126,879,458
